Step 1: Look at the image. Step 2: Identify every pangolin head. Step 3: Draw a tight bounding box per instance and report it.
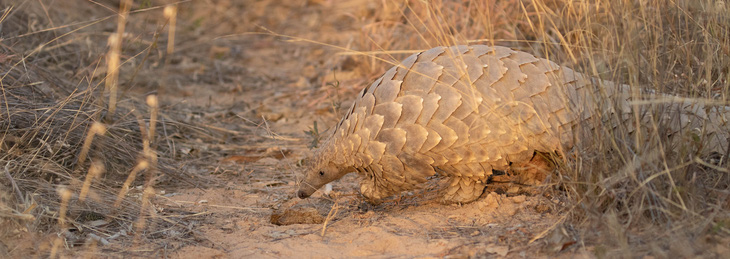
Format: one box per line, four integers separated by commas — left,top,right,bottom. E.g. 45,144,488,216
296,146,352,199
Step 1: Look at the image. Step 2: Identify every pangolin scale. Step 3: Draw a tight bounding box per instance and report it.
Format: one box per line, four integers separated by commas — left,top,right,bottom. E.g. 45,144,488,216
296,45,730,204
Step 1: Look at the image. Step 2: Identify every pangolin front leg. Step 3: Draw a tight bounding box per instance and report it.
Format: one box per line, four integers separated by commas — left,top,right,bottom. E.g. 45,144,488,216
508,152,554,185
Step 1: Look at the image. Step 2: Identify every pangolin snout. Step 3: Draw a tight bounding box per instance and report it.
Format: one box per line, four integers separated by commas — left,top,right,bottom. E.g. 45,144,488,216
296,189,311,199
296,183,317,199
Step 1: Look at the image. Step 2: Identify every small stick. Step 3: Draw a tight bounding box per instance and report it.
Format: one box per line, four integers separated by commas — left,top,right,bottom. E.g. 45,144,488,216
722,137,730,166
321,201,340,237
4,162,24,203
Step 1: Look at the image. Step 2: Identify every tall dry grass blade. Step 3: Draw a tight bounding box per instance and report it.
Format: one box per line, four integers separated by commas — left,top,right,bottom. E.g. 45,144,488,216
50,186,73,258
79,160,105,202
49,238,63,259
56,186,72,230
77,122,106,169
147,95,158,146
115,160,149,207
104,33,120,121
135,110,151,159
0,6,12,25
128,94,160,246
164,5,177,60
104,0,132,121
133,185,155,246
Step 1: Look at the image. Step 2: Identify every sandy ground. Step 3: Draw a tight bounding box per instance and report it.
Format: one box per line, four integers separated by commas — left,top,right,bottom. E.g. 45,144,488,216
129,1,579,257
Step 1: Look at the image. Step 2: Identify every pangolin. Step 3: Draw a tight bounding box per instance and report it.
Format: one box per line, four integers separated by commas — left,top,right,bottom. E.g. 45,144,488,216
296,45,730,204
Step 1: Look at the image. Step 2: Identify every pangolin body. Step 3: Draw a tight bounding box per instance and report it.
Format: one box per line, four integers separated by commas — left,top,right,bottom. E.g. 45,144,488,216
296,45,730,204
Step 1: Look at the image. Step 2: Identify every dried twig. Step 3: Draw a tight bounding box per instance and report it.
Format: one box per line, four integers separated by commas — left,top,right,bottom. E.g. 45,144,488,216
3,162,24,204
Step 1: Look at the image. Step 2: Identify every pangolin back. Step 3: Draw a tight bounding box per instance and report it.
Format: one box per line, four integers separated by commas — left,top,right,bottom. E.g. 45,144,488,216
308,45,730,202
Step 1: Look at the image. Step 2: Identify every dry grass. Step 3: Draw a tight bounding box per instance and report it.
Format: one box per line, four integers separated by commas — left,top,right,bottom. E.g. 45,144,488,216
1,0,729,257
0,1,212,257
